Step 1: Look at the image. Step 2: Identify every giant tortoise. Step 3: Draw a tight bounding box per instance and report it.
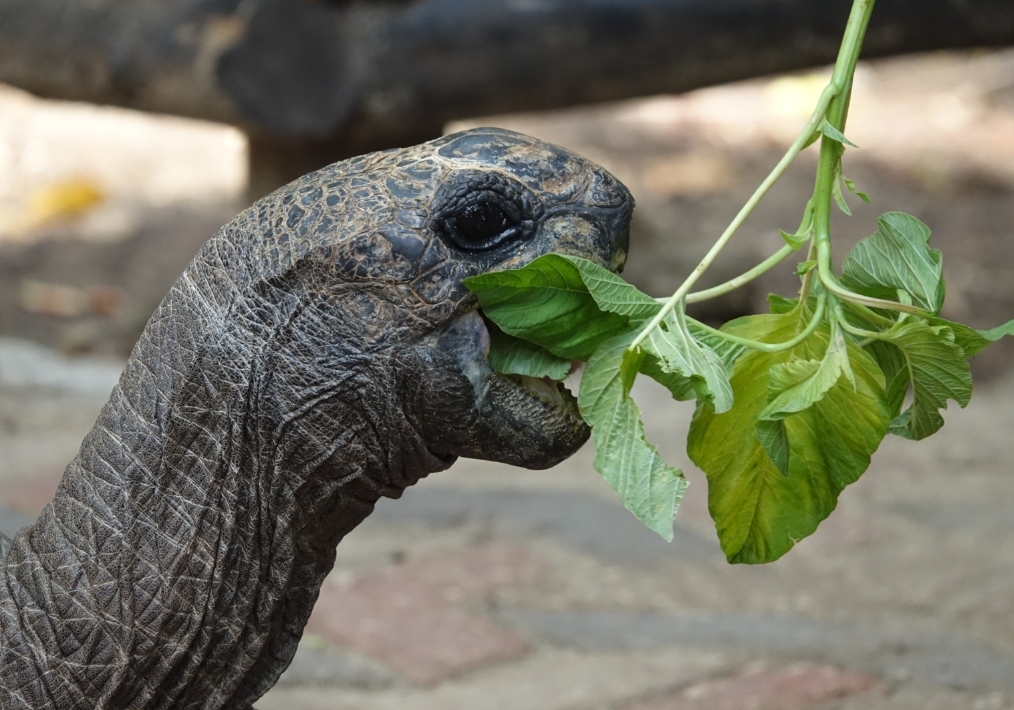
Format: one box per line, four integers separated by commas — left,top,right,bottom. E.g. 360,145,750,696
0,127,633,708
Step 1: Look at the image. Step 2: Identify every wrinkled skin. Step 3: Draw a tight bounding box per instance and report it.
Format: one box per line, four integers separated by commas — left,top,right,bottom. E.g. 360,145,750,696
0,128,633,709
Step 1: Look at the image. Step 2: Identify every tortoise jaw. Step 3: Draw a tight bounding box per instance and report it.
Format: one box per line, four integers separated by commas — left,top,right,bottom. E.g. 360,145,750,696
466,368,588,469
505,373,569,408
433,310,589,469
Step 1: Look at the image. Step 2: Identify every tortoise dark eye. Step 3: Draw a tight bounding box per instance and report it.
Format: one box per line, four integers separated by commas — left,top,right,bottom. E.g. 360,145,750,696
443,202,520,251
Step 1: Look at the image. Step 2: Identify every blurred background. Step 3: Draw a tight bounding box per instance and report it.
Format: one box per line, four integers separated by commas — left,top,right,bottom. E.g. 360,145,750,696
2,1,1014,708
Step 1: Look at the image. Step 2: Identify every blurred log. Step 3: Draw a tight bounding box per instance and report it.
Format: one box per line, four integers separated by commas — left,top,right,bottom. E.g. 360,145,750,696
3,0,1014,193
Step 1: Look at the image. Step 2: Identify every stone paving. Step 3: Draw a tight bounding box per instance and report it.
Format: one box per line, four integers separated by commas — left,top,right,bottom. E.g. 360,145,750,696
2,337,1013,709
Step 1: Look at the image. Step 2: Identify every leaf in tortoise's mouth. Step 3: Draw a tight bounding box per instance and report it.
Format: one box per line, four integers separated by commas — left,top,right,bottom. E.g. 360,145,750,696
509,373,568,407
474,307,581,409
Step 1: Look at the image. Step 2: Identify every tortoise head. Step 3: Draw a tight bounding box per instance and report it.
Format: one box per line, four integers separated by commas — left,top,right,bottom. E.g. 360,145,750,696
248,127,633,473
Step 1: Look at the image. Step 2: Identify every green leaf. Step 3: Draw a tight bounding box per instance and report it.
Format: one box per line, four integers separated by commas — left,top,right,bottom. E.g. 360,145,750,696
795,260,817,276
980,317,1014,343
924,316,988,358
641,308,734,413
841,212,944,313
486,325,571,380
755,419,790,476
687,308,890,564
761,321,856,422
875,321,973,441
767,294,800,315
579,334,687,541
818,118,859,148
639,354,698,402
469,251,737,411
864,339,909,419
464,254,649,360
843,177,871,204
832,321,857,388
781,207,815,252
924,316,1014,358
620,346,645,396
832,163,853,217
762,359,828,418
641,320,744,403
564,256,662,321
687,319,747,374
780,229,811,250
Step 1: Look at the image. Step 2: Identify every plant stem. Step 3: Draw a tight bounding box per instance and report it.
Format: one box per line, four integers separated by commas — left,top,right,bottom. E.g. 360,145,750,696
685,245,795,304
818,260,927,315
692,294,828,354
799,241,820,303
687,199,816,304
808,0,922,318
629,87,838,350
838,318,882,340
800,0,928,320
633,0,915,358
834,301,883,339
842,300,896,327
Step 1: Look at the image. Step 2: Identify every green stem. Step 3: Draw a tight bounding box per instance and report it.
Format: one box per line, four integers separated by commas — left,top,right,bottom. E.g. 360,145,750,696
630,87,838,350
842,299,896,327
687,199,816,304
799,241,820,303
834,301,882,339
685,245,794,304
633,0,880,352
818,266,928,316
693,295,828,354
806,0,931,319
839,320,882,339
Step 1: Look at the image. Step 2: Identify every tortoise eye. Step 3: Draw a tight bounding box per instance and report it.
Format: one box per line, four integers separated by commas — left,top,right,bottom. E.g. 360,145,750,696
442,202,520,251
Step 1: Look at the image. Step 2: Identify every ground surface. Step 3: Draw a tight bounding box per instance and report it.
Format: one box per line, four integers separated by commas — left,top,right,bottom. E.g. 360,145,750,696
1,50,1014,709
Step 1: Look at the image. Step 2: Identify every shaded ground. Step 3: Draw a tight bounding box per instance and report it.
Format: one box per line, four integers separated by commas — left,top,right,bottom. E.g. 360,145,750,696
1,50,1014,709
2,341,1013,708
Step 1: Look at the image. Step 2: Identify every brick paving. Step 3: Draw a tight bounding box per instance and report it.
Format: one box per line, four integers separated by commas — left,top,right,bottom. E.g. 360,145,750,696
305,545,539,685
7,338,1014,709
621,664,881,710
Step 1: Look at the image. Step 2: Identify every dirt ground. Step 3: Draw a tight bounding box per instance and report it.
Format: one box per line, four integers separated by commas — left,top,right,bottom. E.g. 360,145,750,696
2,50,1014,709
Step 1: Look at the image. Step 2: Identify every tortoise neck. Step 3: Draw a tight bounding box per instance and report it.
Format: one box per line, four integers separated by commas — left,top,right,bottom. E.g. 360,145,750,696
0,240,445,708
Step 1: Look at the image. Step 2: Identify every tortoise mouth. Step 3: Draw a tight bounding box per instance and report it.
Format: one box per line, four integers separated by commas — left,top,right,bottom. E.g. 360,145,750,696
470,309,582,420
472,308,584,407
503,372,571,408
436,309,589,469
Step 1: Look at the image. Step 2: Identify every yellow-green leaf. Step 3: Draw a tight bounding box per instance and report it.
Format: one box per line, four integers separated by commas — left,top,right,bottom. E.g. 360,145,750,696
687,308,890,564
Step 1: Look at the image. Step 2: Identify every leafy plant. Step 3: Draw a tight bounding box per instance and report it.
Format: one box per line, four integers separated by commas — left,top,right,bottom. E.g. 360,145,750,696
465,0,1014,563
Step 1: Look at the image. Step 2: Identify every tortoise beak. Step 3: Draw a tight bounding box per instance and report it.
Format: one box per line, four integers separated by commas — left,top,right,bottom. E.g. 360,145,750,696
440,311,589,469
403,311,589,470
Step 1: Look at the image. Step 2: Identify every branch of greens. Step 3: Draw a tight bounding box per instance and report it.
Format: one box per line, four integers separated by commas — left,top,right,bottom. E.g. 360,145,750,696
464,255,732,540
464,0,1014,563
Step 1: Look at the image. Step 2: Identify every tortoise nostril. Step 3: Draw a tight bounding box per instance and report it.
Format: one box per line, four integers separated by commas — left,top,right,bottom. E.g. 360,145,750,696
537,208,632,274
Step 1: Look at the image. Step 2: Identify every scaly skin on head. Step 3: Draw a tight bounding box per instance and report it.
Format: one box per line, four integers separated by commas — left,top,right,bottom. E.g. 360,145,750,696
0,128,633,708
